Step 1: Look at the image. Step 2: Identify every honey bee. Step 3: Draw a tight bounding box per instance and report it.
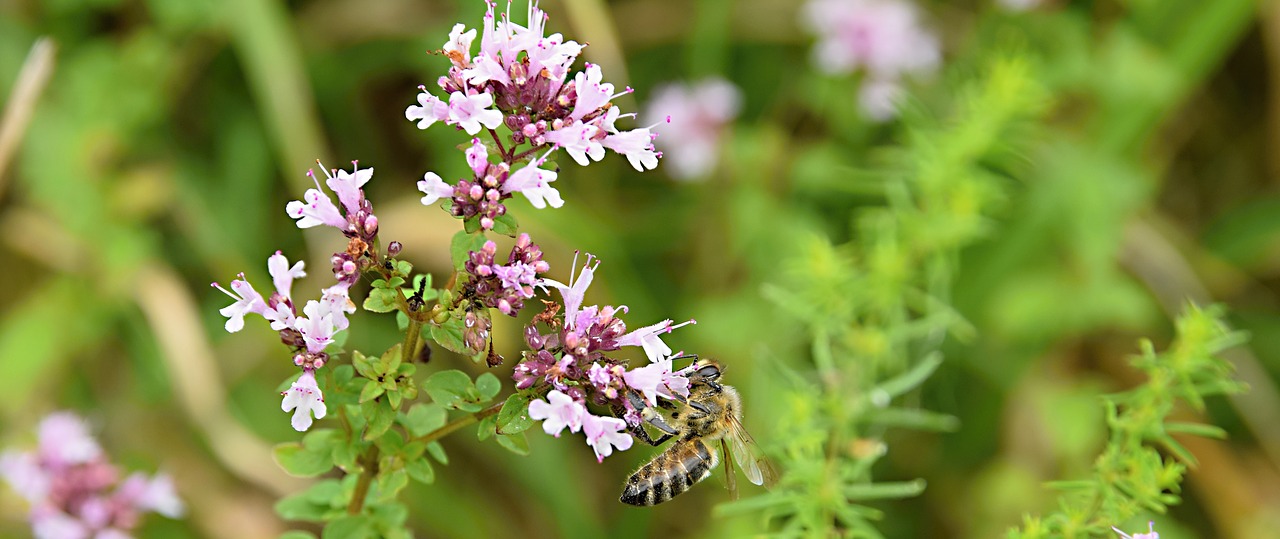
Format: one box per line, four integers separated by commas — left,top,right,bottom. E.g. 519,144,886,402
619,358,778,506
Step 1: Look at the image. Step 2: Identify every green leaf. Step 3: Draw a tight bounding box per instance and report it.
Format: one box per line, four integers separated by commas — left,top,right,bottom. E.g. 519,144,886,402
450,229,488,271
275,479,343,522
405,458,435,484
334,365,354,385
363,288,400,313
463,216,481,234
363,399,395,441
387,389,402,409
496,393,533,435
430,317,469,355
351,351,378,379
381,343,403,375
476,414,497,441
491,213,519,237
279,532,317,539
475,372,501,400
369,501,409,534
332,435,361,471
273,438,333,478
359,380,385,403
323,515,375,539
426,441,448,465
424,370,473,409
395,260,413,276
496,432,530,455
400,403,448,437
374,469,409,502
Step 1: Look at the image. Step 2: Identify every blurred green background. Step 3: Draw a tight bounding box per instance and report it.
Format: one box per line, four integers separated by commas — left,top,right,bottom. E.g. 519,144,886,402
2,0,1280,537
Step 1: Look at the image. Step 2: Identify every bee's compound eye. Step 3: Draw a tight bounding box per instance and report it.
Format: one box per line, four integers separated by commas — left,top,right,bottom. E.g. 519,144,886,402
695,364,720,380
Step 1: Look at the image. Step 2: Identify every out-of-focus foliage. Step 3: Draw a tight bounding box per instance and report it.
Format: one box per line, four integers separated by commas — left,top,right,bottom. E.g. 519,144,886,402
1,0,1279,538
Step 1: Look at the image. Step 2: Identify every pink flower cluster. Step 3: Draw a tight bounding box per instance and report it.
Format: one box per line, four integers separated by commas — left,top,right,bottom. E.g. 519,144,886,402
0,412,183,539
642,78,742,180
214,160,392,432
286,162,385,286
407,1,662,229
800,0,940,121
516,255,695,461
463,232,550,317
213,253,351,432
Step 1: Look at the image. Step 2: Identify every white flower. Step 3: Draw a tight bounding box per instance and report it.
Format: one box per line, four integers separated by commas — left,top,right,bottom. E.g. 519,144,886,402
582,413,633,462
418,172,455,206
528,390,586,437
281,370,327,432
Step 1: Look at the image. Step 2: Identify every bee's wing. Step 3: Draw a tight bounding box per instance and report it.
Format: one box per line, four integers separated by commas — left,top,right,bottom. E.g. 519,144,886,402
720,438,738,499
726,415,779,488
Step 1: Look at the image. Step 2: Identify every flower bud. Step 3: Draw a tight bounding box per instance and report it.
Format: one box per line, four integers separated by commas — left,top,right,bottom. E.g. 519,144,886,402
387,241,403,257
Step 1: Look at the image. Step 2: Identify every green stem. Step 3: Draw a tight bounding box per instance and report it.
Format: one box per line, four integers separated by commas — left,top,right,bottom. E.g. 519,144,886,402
347,445,380,515
414,401,504,445
402,317,422,365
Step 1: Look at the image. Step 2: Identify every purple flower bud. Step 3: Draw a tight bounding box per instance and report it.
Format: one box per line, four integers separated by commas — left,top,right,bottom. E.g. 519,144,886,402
363,214,378,236
481,217,494,230
387,241,403,257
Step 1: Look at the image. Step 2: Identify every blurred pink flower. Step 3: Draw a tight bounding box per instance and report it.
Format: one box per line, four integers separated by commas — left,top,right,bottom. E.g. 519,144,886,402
0,412,184,539
801,0,940,120
643,78,742,180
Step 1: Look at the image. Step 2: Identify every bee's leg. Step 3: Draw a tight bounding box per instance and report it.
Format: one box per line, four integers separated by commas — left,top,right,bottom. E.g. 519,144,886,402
688,400,713,416
627,422,666,446
668,353,699,363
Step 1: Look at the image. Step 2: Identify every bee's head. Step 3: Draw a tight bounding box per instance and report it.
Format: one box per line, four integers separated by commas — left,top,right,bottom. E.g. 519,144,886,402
686,359,723,392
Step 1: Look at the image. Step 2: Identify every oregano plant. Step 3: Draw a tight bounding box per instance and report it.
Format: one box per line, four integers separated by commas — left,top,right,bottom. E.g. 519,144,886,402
211,3,701,536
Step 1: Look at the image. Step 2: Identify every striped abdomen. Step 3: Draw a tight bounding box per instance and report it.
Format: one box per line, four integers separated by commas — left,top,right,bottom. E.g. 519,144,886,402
620,439,718,506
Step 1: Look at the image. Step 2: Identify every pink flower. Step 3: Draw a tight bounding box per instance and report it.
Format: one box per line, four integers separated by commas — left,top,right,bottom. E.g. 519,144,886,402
527,389,585,437
418,172,455,206
324,163,373,215
212,277,266,333
800,0,939,120
622,359,691,406
601,127,659,172
116,473,184,518
447,91,503,135
443,23,477,67
569,64,613,122
37,413,103,467
284,184,346,230
319,283,355,332
616,319,697,363
295,300,338,354
856,77,904,122
582,413,633,462
405,90,449,129
544,121,604,166
801,0,939,78
465,138,489,177
643,78,742,180
1,412,184,538
266,251,306,304
263,251,306,331
281,370,326,432
544,254,599,325
502,160,563,209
